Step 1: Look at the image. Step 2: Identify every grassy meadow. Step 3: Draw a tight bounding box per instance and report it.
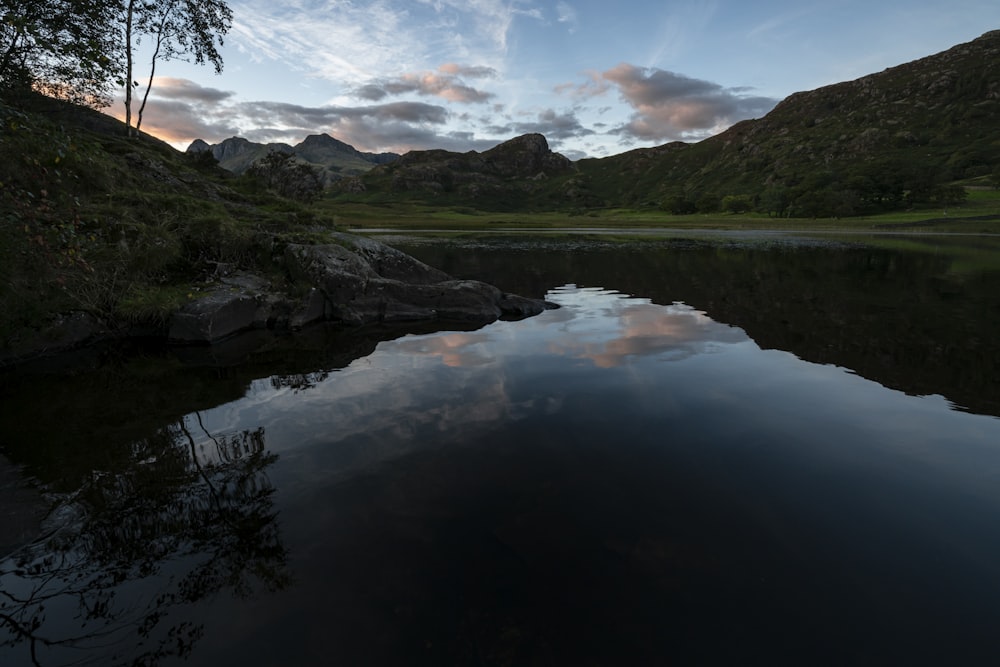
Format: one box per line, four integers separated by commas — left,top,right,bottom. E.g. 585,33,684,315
318,186,1000,235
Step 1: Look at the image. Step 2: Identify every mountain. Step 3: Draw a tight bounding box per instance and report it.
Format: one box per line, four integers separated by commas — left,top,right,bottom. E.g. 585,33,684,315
337,133,575,209
339,30,1000,216
572,29,1000,216
187,133,398,184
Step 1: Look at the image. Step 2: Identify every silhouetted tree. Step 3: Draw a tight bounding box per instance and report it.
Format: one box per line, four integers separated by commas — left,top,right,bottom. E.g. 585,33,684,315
0,0,120,105
123,0,232,136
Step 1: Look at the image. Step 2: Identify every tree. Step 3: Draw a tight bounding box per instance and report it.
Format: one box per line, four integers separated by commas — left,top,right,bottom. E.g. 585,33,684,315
123,0,232,136
0,0,121,105
661,194,696,215
930,184,968,207
759,185,791,217
721,194,753,214
695,192,720,214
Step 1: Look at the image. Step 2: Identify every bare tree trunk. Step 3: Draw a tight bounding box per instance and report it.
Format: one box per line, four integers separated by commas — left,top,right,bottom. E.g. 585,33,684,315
136,41,159,134
124,0,136,137
137,4,175,134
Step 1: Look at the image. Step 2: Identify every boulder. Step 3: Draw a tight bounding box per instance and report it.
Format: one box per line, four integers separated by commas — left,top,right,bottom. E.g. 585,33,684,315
8,234,553,356
284,236,552,326
168,289,259,343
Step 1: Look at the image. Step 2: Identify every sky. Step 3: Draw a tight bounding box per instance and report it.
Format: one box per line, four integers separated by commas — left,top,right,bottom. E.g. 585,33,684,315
108,0,1000,159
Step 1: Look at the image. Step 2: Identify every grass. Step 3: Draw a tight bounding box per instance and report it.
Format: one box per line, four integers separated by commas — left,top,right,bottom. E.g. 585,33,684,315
0,93,352,342
317,191,1000,235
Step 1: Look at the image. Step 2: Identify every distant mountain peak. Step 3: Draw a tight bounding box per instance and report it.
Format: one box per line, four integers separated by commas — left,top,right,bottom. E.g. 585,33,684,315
184,133,399,181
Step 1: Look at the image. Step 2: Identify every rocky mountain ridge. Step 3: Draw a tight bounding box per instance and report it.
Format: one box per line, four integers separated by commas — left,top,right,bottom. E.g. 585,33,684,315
187,133,398,183
337,132,576,208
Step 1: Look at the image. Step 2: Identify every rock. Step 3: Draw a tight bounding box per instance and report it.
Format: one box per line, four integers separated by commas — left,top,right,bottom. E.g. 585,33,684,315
289,288,329,329
366,133,574,199
498,293,548,320
5,234,554,358
328,232,451,284
284,235,553,326
168,289,259,343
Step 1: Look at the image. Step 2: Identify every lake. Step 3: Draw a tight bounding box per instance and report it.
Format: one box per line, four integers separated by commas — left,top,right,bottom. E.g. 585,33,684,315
2,231,1000,665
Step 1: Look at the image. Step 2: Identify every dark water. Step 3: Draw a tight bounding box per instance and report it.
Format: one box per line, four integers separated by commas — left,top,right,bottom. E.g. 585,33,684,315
2,234,1000,665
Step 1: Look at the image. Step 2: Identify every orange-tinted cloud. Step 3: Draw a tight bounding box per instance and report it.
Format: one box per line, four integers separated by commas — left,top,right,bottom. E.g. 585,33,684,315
562,63,778,142
355,64,497,104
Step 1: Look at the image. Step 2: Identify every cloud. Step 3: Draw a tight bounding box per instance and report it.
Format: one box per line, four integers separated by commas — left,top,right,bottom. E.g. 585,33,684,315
243,100,450,126
354,65,497,104
103,78,240,146
230,0,416,82
104,77,508,154
438,63,499,78
149,77,235,103
556,1,578,31
590,63,778,141
509,108,593,141
229,100,460,152
414,0,545,51
106,98,241,146
554,73,611,100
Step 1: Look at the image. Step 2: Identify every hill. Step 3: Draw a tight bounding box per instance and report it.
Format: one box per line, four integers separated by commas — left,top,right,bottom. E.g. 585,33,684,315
575,29,1000,216
187,133,398,185
338,30,1000,216
0,92,539,364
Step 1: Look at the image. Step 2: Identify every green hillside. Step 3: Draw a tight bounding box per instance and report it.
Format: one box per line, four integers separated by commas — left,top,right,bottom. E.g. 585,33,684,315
0,91,341,351
339,30,1000,218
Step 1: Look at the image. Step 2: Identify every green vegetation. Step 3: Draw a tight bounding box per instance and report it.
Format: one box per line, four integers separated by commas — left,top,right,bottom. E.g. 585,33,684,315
0,92,341,343
319,194,1000,235
330,31,1000,222
4,29,1000,355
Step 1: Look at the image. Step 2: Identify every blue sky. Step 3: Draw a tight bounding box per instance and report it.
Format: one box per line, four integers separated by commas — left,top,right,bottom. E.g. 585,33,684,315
115,0,1000,158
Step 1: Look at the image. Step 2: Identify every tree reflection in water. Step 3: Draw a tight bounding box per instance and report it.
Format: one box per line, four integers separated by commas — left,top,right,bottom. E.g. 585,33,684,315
0,417,288,666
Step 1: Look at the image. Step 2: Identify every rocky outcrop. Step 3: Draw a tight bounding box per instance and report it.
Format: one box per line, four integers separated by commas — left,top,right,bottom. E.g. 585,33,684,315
2,234,553,361
167,273,271,343
356,133,575,201
163,233,553,344
282,233,552,327
480,133,573,177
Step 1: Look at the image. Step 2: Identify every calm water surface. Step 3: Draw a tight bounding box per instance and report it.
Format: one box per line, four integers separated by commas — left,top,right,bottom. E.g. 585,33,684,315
2,234,1000,665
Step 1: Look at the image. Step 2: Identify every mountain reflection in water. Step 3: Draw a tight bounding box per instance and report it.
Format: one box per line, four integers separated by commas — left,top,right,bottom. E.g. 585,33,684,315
3,240,1000,665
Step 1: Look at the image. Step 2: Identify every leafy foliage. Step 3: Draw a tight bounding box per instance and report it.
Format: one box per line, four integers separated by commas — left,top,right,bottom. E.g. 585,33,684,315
0,0,120,105
1,0,232,128
126,0,233,134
